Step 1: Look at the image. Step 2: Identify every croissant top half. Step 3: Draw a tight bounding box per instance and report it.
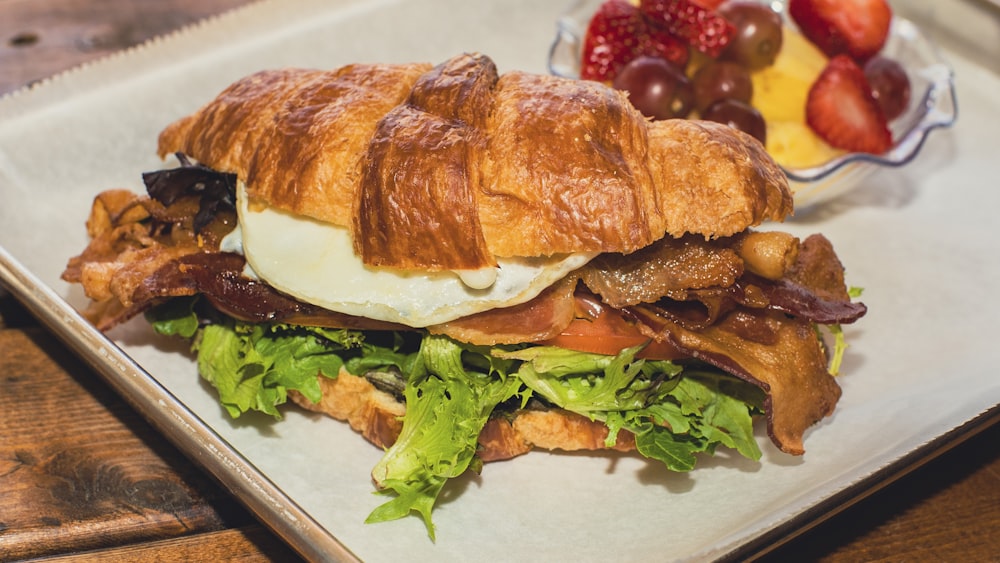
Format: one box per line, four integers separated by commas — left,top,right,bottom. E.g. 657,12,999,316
157,53,792,271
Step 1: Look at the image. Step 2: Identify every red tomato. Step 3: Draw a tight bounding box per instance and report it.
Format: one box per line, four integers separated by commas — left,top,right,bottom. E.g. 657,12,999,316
542,294,683,360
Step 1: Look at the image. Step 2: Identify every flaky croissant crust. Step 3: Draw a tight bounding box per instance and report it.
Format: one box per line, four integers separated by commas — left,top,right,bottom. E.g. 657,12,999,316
158,53,792,271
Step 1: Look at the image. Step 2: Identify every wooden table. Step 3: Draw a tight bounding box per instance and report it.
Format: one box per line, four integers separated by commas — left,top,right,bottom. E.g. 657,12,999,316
1,1,998,561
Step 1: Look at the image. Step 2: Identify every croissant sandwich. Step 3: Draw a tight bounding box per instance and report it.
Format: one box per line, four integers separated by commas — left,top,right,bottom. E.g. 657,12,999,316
63,52,866,537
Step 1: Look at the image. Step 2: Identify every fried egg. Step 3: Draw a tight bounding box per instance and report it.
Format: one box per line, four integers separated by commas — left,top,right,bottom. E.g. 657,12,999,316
232,183,595,327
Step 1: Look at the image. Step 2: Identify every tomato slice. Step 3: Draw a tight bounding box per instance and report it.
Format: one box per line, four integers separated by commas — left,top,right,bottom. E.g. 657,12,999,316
540,293,683,360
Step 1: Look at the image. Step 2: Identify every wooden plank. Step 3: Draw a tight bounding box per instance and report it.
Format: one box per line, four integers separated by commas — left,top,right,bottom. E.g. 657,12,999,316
0,328,254,560
761,419,1000,562
30,525,300,562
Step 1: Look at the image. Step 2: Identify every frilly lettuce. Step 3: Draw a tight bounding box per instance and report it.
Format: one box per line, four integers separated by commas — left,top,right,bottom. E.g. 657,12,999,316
365,335,520,540
498,345,763,472
146,298,766,539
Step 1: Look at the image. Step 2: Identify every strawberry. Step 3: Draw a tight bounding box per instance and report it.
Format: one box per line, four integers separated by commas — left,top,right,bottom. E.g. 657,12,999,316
806,55,892,154
642,24,691,71
638,0,735,58
788,0,892,62
580,0,650,81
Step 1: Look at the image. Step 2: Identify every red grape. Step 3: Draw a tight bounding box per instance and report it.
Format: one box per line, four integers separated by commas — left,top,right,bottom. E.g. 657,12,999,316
613,56,695,120
692,60,753,113
864,55,911,121
702,99,767,144
717,2,784,70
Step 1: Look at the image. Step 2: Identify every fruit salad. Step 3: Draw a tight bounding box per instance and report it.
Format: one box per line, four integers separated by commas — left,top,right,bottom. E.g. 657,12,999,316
576,0,912,170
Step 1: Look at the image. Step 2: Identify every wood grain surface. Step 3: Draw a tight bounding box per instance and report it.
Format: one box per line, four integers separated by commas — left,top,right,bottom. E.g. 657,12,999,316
0,321,301,561
0,329,260,560
1,1,999,561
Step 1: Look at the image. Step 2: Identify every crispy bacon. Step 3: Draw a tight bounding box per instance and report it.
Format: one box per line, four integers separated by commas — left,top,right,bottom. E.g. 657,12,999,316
741,274,867,324
580,232,865,329
61,188,233,329
628,305,840,455
136,253,405,331
428,276,578,344
577,234,745,308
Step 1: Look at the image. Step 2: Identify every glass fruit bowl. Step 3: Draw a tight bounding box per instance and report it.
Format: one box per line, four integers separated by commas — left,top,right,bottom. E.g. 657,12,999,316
547,0,958,209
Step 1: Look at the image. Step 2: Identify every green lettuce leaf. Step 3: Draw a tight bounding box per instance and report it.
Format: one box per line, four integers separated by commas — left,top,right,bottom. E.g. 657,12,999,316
366,335,520,540
499,345,763,471
496,344,682,413
192,319,366,418
146,296,200,338
824,286,864,376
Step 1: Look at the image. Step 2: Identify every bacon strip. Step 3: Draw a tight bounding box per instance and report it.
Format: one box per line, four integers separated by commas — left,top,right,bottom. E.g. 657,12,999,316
742,274,867,324
577,234,744,308
135,253,405,331
428,276,578,345
628,305,840,455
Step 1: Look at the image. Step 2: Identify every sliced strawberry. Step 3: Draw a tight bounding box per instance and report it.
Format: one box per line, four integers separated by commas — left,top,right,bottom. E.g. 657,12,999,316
788,0,892,62
806,55,892,154
638,0,735,58
641,24,691,71
580,0,650,81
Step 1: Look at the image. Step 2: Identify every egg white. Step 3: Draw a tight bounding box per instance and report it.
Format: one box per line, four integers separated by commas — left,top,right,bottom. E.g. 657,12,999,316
233,183,595,327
